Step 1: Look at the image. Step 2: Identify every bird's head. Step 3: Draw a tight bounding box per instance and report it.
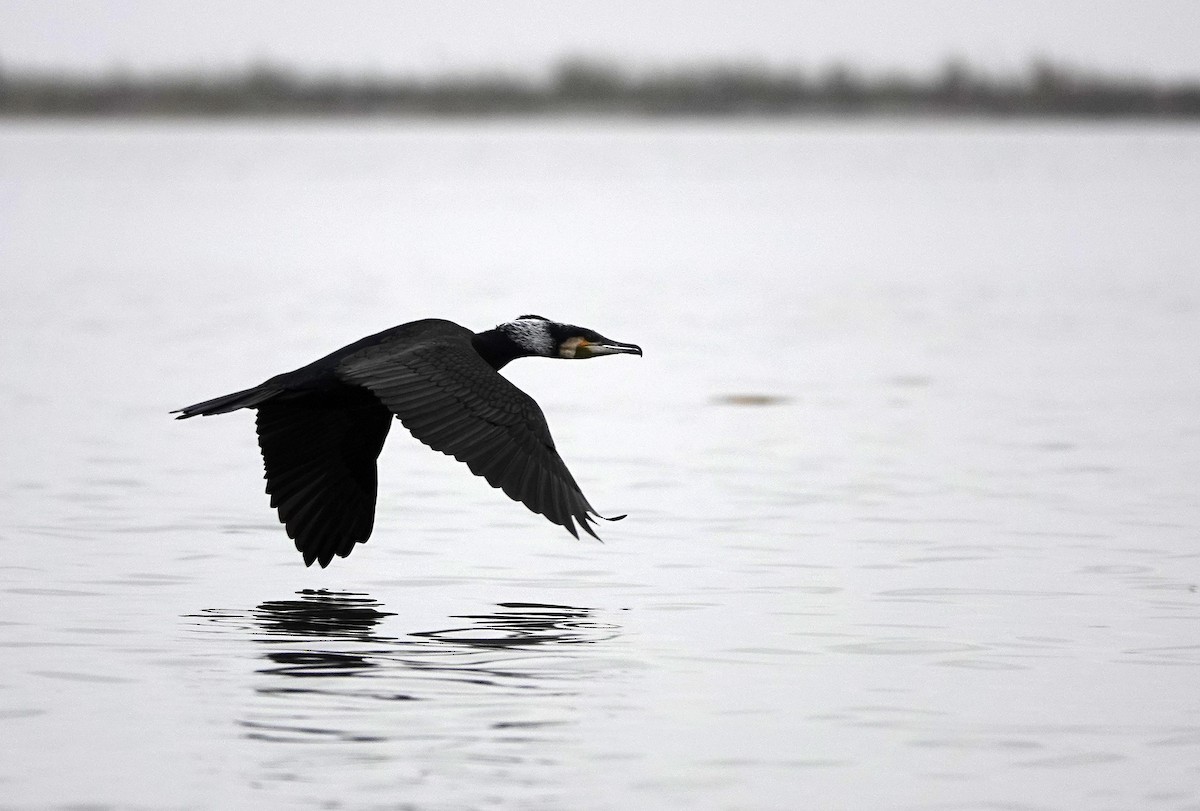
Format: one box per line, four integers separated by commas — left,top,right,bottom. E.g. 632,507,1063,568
499,315,643,360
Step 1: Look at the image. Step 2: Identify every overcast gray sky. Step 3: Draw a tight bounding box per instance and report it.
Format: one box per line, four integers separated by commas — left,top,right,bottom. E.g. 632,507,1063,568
2,0,1198,80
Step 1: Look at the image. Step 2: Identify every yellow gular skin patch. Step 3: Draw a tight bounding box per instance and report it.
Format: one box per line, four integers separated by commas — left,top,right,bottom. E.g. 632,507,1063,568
558,336,590,359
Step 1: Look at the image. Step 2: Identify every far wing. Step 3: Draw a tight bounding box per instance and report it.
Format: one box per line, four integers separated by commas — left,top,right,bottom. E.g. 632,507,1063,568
256,397,392,567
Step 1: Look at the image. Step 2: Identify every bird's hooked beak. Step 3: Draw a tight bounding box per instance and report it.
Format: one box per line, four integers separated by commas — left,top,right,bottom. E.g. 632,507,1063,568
561,335,643,359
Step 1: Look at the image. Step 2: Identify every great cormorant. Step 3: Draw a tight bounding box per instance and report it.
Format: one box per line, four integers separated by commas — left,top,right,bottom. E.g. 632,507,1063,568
174,315,642,567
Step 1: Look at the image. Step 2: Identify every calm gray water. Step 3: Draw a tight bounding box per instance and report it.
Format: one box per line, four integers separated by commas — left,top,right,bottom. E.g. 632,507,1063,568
2,119,1199,810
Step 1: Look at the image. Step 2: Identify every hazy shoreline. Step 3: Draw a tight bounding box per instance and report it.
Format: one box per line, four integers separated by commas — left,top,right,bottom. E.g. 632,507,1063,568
2,58,1197,119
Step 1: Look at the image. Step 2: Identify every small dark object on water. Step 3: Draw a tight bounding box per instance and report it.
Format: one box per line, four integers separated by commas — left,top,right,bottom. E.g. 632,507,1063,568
174,316,642,567
712,393,792,407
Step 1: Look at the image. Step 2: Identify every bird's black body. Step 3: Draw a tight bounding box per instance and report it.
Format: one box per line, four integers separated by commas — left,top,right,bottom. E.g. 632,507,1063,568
174,316,641,567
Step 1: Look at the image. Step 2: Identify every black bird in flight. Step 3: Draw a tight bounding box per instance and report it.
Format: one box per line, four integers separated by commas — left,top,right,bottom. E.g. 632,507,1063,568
174,316,642,567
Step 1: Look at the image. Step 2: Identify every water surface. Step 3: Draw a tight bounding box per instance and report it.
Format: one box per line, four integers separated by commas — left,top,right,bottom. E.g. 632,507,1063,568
2,119,1199,809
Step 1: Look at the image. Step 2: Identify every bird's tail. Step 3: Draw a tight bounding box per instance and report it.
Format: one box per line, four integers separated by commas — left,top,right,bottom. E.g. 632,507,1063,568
172,384,281,419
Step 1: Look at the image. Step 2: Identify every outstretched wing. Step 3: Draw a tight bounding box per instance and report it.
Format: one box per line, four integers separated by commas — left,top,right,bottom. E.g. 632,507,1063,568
337,328,607,539
256,396,392,567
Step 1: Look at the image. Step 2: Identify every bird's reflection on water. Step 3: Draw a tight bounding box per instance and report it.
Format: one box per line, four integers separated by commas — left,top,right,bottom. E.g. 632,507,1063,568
246,590,613,680
411,601,603,649
252,589,395,640
246,590,399,679
187,590,621,743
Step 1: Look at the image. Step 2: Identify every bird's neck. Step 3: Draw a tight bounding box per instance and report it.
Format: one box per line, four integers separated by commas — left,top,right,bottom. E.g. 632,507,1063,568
472,328,535,370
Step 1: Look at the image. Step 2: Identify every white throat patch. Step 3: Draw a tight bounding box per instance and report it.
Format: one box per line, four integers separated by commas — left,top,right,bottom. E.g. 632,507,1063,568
501,319,556,355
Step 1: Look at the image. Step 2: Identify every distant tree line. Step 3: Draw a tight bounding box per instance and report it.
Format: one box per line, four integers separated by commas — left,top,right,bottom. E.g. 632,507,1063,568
1,57,1198,118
